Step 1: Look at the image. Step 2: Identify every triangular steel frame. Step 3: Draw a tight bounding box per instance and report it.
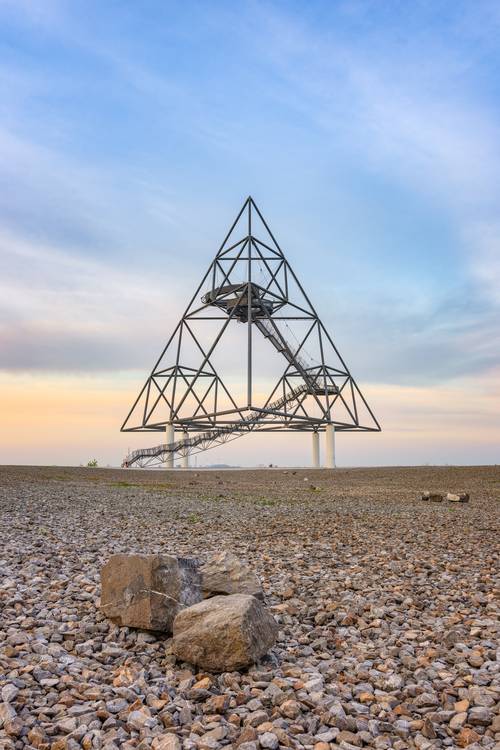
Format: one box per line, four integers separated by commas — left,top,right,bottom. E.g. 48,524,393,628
121,197,381,438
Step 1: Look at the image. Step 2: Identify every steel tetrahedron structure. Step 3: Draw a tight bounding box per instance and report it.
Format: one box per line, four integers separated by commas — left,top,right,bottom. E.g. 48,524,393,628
121,197,380,467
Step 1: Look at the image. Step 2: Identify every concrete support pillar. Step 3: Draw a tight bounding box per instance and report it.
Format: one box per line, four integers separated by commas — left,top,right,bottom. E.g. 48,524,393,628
181,430,189,469
312,431,320,468
164,422,174,469
325,424,336,469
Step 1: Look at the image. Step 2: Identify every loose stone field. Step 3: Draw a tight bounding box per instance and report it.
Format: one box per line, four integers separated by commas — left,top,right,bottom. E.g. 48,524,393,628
1,464,499,750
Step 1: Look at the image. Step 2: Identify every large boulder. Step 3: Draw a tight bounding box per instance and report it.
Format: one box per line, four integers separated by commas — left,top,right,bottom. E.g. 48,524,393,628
172,594,278,671
100,554,201,632
200,551,263,599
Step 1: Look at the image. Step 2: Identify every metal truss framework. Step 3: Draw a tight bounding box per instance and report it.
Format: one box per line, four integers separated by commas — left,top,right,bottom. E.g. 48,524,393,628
121,197,380,466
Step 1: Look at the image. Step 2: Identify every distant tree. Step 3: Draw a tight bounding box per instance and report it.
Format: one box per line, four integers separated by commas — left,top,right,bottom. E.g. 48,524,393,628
87,459,98,467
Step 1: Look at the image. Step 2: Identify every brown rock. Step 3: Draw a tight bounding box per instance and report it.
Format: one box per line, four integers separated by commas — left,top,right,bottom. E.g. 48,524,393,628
429,494,444,502
207,694,230,713
341,611,357,626
422,717,437,739
201,551,263,599
4,717,23,737
159,711,176,728
100,553,201,631
257,722,274,733
467,651,483,668
27,727,49,749
193,676,212,690
280,699,301,719
449,712,467,730
0,703,16,729
274,728,291,747
151,736,182,750
236,727,258,747
491,715,500,732
358,692,375,703
172,594,277,671
338,730,360,745
456,727,481,747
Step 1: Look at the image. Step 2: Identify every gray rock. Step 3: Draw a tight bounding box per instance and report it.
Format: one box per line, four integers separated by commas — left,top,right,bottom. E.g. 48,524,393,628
128,709,151,730
259,732,279,749
413,692,440,708
468,706,492,726
1,685,19,704
172,594,277,671
201,551,263,599
0,703,17,729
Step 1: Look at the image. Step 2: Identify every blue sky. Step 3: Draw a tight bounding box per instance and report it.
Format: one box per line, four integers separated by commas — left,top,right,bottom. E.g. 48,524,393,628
1,0,499,466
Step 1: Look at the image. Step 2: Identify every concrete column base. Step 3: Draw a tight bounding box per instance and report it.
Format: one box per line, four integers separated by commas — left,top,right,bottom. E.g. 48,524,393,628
312,431,320,468
164,422,174,469
325,424,336,468
181,430,189,469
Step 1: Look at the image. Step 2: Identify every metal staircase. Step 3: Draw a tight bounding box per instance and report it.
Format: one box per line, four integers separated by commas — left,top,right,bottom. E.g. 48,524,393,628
254,318,311,373
122,381,314,467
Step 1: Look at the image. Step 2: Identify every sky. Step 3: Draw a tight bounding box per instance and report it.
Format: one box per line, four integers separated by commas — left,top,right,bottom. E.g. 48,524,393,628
1,0,499,467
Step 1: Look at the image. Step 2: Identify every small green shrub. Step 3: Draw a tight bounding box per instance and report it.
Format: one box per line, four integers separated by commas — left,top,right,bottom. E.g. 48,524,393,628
257,497,275,507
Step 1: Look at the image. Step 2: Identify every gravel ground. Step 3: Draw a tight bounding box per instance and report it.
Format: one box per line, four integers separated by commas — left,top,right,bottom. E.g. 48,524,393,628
0,464,499,750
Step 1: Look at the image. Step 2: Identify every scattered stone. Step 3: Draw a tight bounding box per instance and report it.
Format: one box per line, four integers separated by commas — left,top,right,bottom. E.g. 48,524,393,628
236,727,258,746
456,727,481,747
280,700,301,719
259,732,279,749
449,712,467,730
413,692,439,708
100,553,201,631
0,703,17,729
446,492,470,502
0,465,497,750
1,685,18,704
421,491,445,502
468,706,492,726
152,736,182,750
201,550,263,599
172,594,278,671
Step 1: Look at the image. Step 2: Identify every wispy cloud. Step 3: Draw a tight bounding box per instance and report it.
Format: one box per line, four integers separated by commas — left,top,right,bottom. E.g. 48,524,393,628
0,226,185,371
248,4,500,194
332,282,500,385
0,125,185,255
232,1,500,378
